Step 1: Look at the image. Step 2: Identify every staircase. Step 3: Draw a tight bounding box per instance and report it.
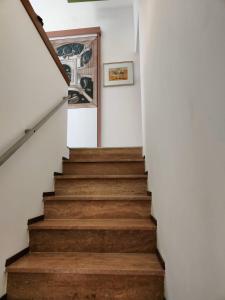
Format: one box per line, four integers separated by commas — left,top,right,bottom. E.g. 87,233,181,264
6,147,164,299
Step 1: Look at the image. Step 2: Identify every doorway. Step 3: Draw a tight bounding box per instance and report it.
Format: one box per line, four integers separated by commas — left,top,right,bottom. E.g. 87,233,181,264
47,27,101,148
67,108,97,148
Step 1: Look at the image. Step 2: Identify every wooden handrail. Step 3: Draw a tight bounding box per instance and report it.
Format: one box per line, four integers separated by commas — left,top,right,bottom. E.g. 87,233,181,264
20,0,70,86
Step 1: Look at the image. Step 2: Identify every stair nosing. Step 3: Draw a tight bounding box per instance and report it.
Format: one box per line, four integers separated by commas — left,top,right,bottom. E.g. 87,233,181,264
69,147,143,150
28,219,156,231
54,175,148,179
44,195,151,201
63,159,145,163
7,267,163,276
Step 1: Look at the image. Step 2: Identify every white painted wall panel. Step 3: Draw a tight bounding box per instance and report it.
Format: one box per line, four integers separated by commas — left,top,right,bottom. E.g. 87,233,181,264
139,0,225,299
0,0,68,296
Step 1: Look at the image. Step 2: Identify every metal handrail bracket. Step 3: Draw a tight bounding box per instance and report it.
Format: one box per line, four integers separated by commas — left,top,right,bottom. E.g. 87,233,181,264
0,96,73,168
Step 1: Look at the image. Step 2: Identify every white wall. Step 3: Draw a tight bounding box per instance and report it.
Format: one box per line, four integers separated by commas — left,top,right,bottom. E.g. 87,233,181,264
31,0,143,147
0,0,68,296
67,108,97,148
139,0,225,299
133,0,139,52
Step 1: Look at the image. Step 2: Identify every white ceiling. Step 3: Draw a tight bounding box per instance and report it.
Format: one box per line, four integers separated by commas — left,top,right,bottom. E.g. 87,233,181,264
71,0,133,8
102,0,133,7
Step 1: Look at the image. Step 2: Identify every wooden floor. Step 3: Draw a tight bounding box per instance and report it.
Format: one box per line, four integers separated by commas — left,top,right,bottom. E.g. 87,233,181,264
6,147,164,299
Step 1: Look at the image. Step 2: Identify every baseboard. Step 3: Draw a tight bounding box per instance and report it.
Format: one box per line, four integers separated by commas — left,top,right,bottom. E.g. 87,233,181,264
150,212,165,271
54,172,63,176
150,215,165,270
27,215,44,225
147,191,152,196
150,215,157,226
156,248,165,270
0,294,7,299
43,191,55,197
5,247,30,267
149,190,165,271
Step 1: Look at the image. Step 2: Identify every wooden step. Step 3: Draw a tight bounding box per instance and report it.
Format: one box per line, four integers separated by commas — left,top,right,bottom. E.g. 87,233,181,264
55,175,148,196
7,253,164,300
63,159,145,175
44,195,151,219
29,219,156,253
69,147,143,161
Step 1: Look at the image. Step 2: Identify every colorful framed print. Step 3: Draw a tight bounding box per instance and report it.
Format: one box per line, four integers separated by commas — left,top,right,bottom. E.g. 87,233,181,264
48,28,101,108
103,61,134,87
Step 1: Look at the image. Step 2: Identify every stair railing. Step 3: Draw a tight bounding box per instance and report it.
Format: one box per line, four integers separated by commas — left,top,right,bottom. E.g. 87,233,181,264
0,95,75,168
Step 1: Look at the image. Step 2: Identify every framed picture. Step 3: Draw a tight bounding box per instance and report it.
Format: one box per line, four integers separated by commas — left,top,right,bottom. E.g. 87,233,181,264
103,61,134,87
48,27,101,108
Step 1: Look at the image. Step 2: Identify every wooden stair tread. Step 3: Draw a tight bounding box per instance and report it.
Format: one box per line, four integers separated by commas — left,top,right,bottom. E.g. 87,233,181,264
7,253,164,276
6,146,164,299
29,219,156,230
44,195,151,201
55,175,148,179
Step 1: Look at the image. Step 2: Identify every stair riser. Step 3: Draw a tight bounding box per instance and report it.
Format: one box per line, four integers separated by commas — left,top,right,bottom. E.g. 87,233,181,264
63,161,145,175
29,230,156,253
70,148,143,161
44,200,151,219
7,273,164,300
55,178,147,195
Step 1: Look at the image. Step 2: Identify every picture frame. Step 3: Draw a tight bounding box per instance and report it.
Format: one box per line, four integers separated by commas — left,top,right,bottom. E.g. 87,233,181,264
47,27,101,109
103,61,134,87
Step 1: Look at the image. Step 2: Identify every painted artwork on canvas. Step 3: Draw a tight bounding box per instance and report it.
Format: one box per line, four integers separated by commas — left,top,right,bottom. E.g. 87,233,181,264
50,34,99,108
109,67,128,81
